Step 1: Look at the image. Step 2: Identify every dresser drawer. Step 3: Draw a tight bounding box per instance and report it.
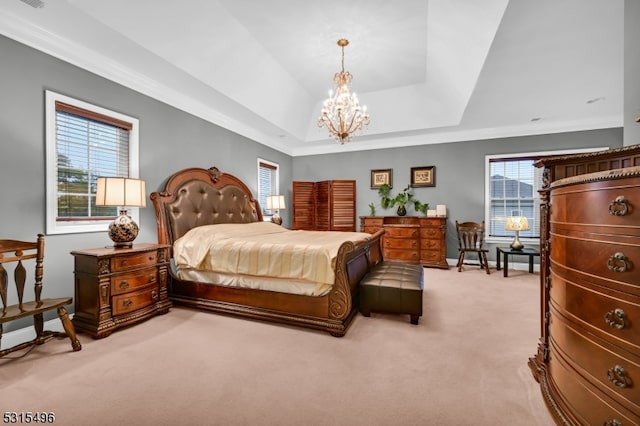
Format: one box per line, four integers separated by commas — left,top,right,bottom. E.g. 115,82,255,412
548,341,640,426
550,271,640,351
111,268,158,296
362,218,384,227
384,226,419,238
551,234,640,290
111,250,158,272
419,218,444,227
112,286,159,316
549,309,640,410
421,250,442,263
384,237,419,250
421,239,442,250
420,228,443,240
551,178,640,234
383,248,419,262
362,226,382,234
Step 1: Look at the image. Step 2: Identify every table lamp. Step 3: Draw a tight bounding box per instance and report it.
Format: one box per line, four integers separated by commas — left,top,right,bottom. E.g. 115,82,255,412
266,195,286,225
505,216,529,251
96,177,146,248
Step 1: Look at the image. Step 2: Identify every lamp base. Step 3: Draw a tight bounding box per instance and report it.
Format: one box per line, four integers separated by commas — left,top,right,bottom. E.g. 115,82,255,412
510,231,524,251
271,213,283,226
108,210,139,248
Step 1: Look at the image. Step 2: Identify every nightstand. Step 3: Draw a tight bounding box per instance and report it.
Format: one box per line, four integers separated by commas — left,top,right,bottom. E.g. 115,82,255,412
71,243,172,338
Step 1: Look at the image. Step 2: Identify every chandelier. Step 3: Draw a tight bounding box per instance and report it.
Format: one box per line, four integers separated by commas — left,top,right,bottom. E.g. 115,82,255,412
318,39,370,144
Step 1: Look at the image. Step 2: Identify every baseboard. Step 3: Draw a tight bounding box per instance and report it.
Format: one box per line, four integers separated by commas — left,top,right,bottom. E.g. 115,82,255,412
1,316,69,351
445,257,540,273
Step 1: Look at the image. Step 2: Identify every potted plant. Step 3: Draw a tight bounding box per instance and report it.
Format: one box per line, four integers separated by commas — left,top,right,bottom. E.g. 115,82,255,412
414,200,429,215
378,184,415,216
368,202,376,216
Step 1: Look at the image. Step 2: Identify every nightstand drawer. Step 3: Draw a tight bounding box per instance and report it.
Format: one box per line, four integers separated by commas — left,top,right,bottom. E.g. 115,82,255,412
111,251,158,272
111,268,158,296
112,287,159,316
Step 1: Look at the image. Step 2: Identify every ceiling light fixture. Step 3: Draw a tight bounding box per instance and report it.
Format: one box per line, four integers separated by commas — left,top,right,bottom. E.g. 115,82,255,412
318,39,370,145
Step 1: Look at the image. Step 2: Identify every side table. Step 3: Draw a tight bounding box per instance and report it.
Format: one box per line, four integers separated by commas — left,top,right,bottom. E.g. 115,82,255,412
71,243,172,338
496,247,540,277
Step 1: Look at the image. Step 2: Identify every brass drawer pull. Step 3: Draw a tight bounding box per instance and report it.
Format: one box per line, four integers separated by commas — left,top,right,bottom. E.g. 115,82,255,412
123,299,133,308
604,420,623,426
149,275,156,283
604,308,626,330
607,252,628,273
119,280,129,290
151,290,158,299
608,196,629,216
606,365,630,388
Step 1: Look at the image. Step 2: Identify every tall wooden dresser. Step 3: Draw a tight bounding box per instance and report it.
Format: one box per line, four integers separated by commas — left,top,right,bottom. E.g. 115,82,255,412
530,145,640,425
360,216,448,269
292,180,356,231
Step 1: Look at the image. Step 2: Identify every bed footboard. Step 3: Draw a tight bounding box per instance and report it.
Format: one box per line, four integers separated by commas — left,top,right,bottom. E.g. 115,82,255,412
328,229,384,334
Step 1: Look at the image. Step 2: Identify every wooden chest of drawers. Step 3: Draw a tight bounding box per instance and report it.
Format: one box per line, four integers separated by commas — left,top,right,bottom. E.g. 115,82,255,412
530,151,640,426
360,216,448,268
71,243,172,338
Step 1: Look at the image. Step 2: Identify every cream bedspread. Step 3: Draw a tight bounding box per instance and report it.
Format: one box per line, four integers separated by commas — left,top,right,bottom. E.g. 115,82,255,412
173,222,371,285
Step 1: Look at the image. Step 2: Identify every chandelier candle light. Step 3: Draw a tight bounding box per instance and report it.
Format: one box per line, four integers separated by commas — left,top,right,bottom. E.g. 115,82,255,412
318,39,370,144
505,216,530,251
95,177,146,248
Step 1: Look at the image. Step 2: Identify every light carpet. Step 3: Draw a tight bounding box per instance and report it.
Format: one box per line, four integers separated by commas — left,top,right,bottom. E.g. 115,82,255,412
0,266,554,426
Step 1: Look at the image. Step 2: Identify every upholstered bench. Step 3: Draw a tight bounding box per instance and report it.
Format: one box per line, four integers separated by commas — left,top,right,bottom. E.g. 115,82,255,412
359,261,424,325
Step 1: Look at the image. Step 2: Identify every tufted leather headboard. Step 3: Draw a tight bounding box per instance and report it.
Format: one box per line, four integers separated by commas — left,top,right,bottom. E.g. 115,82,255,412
150,167,263,247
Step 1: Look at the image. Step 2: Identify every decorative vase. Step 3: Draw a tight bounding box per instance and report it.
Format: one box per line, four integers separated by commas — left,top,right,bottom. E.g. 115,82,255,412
397,205,407,216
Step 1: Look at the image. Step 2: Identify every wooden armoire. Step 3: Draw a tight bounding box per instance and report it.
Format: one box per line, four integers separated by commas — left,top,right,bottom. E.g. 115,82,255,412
292,180,356,232
530,145,640,425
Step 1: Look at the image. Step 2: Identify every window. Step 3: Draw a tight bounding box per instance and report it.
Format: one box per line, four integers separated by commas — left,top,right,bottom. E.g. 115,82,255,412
46,91,139,234
257,159,279,218
487,156,542,240
485,147,606,243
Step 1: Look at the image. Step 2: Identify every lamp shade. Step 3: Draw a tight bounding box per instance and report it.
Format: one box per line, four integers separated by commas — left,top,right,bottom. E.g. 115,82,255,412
96,177,146,208
505,216,529,231
266,195,286,210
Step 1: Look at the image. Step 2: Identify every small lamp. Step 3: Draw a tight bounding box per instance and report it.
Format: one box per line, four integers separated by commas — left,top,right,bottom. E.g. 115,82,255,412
266,195,286,225
96,177,146,248
505,216,529,251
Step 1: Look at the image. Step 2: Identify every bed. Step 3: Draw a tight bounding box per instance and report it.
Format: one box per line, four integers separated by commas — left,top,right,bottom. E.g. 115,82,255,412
150,166,383,336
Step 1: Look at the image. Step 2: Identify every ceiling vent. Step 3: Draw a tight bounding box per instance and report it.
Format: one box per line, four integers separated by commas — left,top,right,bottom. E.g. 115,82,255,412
19,0,44,8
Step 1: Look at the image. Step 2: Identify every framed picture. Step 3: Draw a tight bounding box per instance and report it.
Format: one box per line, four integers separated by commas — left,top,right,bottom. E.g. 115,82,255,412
371,169,393,189
411,166,435,187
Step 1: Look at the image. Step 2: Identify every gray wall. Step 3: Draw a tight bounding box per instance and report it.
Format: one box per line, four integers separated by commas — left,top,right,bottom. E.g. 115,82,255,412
0,35,292,330
293,128,623,261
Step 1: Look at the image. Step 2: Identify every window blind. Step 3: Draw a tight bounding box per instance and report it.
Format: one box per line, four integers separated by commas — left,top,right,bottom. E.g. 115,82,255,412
55,102,131,219
488,157,543,238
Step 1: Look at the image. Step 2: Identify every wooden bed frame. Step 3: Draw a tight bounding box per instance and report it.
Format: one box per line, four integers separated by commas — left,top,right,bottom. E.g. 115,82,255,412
150,166,383,336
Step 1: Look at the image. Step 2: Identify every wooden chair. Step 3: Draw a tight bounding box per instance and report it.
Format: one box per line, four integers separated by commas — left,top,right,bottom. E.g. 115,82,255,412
0,234,81,357
455,221,490,274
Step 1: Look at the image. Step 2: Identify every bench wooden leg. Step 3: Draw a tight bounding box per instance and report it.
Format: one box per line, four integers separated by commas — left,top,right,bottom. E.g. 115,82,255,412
410,314,419,325
57,306,82,351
